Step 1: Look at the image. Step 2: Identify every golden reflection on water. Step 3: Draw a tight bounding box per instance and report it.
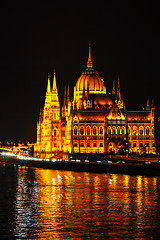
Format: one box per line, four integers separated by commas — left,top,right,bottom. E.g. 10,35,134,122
15,166,159,239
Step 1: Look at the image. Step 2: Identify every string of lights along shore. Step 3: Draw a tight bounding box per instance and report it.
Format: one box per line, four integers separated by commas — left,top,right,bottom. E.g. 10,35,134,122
34,42,156,159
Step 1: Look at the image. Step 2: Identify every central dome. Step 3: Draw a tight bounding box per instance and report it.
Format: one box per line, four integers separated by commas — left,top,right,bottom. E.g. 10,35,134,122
74,42,106,102
75,69,105,92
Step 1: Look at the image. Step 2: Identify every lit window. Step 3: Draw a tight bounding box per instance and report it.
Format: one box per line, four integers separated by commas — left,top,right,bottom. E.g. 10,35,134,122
80,127,84,135
122,127,125,135
133,126,137,135
112,127,116,135
100,127,103,135
80,142,84,147
87,127,90,135
139,129,143,135
146,128,149,135
93,127,97,135
140,142,143,147
128,128,131,135
133,142,136,147
108,127,111,135
74,127,78,135
54,129,57,136
93,142,97,147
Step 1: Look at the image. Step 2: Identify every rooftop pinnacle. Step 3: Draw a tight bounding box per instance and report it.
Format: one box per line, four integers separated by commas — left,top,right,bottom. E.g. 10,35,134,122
87,41,93,69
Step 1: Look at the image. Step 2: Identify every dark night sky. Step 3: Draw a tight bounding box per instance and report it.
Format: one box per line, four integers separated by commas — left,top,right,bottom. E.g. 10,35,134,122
0,1,159,144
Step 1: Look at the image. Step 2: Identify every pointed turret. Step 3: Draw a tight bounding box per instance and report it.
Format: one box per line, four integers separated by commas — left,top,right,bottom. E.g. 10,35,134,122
146,98,150,110
63,85,67,106
67,84,70,104
112,79,116,95
51,70,60,120
117,77,121,101
87,41,93,69
45,73,51,107
151,98,155,109
52,71,57,92
47,73,51,93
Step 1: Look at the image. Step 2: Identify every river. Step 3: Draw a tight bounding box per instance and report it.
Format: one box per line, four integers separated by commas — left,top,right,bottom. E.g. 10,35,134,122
0,160,160,239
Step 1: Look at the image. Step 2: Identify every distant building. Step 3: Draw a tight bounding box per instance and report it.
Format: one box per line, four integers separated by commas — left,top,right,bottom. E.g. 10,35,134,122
34,43,156,158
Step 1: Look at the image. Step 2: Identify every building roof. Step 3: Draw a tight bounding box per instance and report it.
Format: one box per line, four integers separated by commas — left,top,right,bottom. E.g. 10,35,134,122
75,69,105,92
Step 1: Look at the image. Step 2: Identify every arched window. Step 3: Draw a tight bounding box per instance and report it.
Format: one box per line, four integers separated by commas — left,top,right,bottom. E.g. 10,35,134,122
128,127,131,135
93,142,97,147
146,127,149,135
80,142,84,147
100,142,103,147
139,126,144,135
112,126,116,135
93,126,97,135
140,142,143,147
152,127,154,135
74,127,78,135
122,127,125,135
117,127,120,135
108,126,111,135
54,129,57,136
87,142,90,147
86,127,91,135
80,127,84,135
133,126,137,135
133,142,136,147
99,127,103,135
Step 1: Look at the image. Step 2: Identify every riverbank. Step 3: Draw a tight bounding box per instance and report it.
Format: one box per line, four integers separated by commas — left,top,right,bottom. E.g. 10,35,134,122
1,155,160,177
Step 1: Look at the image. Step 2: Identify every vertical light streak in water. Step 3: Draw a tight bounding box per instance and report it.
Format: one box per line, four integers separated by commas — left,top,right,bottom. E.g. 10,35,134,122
14,167,39,239
9,166,160,239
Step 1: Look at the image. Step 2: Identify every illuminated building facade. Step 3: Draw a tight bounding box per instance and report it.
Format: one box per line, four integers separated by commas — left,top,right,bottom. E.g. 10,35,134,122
34,43,156,158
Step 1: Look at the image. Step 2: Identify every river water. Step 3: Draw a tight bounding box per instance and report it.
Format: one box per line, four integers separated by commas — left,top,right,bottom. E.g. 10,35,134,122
0,160,160,239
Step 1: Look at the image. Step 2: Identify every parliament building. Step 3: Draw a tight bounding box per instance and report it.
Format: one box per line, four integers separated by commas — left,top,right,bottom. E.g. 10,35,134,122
34,43,156,158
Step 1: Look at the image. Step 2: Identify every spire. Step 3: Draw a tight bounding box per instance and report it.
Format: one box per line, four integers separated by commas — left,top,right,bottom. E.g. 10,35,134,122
45,73,51,107
47,73,51,93
146,98,150,110
52,71,57,92
117,77,121,101
51,70,60,114
112,79,116,95
87,41,93,69
67,84,70,104
67,84,70,98
63,85,67,106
